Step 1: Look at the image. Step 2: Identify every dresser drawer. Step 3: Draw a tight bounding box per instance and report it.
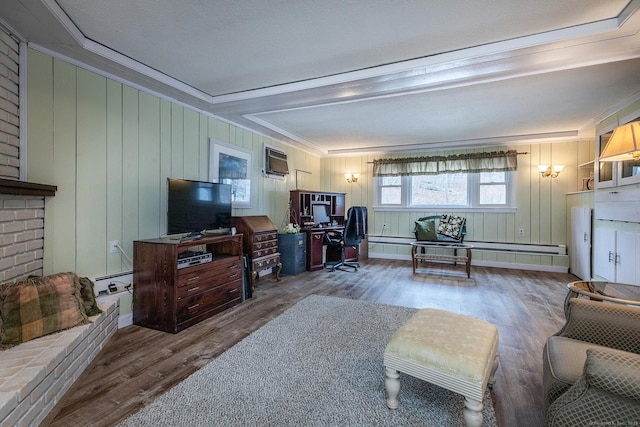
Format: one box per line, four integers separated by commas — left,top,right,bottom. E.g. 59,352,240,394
254,231,277,242
252,254,280,271
176,279,242,322
177,257,242,290
252,245,279,258
252,239,278,251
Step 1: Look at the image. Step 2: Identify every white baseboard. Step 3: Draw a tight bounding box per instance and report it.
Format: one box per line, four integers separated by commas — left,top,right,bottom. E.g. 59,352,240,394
118,313,133,328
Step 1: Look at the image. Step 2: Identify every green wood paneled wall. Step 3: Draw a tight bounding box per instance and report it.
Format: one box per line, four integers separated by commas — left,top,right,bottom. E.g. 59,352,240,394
26,49,596,277
321,139,594,268
27,50,320,277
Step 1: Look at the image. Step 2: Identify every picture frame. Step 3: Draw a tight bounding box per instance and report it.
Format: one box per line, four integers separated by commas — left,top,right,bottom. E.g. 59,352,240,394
209,139,252,208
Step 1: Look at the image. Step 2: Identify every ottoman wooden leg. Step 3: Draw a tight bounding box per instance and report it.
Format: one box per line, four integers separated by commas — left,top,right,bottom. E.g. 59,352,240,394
384,367,400,409
463,396,483,427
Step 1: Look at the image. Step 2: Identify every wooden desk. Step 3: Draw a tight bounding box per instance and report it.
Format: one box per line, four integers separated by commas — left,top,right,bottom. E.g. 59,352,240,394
304,226,340,271
411,241,473,278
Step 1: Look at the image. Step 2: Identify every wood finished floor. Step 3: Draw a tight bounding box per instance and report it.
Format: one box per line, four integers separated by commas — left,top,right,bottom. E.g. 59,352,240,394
42,259,574,427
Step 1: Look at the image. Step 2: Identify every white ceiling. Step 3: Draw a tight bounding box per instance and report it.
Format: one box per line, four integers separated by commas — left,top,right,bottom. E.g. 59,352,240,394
2,0,640,156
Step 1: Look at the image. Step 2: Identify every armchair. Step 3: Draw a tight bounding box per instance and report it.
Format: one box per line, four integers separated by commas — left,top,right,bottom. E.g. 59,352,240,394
324,206,367,272
543,297,640,426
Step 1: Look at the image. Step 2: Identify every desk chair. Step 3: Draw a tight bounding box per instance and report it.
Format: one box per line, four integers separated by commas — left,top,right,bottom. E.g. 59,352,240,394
324,206,367,272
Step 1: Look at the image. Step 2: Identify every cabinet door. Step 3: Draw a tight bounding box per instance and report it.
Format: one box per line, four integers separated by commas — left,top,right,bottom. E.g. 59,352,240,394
307,231,325,271
593,228,616,281
570,208,591,280
615,232,640,285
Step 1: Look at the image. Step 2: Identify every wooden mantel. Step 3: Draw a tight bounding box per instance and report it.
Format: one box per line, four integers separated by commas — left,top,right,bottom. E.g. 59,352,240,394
0,178,57,197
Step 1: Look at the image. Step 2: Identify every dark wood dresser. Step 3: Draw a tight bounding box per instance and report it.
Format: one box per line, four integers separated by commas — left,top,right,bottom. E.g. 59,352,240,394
232,215,282,284
132,234,243,333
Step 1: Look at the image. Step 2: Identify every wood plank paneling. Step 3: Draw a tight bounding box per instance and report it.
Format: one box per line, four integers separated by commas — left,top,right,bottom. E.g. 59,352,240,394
76,69,107,274
51,59,77,272
121,86,139,257
106,80,123,273
138,92,161,239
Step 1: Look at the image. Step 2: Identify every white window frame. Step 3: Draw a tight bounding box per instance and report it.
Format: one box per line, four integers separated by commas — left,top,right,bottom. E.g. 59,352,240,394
374,171,516,213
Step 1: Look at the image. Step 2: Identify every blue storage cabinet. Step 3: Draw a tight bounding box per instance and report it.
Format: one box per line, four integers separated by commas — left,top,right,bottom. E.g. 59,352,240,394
278,233,307,275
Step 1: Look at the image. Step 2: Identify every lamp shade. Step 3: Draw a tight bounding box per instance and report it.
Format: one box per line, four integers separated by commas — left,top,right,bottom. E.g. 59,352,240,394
599,121,640,162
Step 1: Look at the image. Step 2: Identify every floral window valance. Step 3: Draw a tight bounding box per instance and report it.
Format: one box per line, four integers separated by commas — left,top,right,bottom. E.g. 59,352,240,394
372,150,518,177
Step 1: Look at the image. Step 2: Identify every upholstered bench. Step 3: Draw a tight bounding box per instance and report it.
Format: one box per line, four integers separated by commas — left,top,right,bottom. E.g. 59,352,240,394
384,309,499,427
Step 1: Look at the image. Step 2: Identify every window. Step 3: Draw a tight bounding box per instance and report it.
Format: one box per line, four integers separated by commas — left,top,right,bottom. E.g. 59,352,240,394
379,176,402,205
410,173,467,206
376,171,515,210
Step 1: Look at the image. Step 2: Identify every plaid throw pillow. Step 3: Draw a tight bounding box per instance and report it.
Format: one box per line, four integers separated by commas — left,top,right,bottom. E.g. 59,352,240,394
79,276,103,317
0,272,88,348
437,214,465,240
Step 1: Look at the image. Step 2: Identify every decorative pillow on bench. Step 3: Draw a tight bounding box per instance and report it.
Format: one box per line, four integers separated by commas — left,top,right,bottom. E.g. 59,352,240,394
437,214,466,240
415,219,438,241
0,272,90,348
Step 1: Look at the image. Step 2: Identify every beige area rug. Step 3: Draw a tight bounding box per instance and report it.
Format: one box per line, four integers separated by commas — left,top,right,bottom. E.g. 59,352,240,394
118,295,497,426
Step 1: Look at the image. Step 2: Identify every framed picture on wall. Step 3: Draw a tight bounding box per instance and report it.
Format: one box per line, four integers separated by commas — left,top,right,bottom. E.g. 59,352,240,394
209,139,252,208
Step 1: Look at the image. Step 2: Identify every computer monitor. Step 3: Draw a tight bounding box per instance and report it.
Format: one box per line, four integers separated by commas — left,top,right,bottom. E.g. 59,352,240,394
312,204,331,225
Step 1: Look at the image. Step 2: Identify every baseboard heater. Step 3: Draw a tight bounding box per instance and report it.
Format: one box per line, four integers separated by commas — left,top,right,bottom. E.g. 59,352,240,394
93,271,133,282
367,235,566,256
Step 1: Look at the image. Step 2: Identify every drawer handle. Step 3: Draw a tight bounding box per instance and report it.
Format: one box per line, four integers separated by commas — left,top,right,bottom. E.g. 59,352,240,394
188,276,199,282
314,235,322,240
187,286,200,292
229,273,239,279
188,303,200,311
228,288,239,294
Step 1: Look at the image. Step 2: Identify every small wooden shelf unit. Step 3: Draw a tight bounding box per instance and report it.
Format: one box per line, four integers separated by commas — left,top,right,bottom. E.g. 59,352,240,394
133,234,243,333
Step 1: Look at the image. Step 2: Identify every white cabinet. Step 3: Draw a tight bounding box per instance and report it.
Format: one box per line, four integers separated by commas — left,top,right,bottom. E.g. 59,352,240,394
593,229,640,284
616,232,640,285
570,207,591,280
593,228,616,281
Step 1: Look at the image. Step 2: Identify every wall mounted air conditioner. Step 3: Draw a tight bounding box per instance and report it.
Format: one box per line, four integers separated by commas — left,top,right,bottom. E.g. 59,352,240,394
265,147,289,177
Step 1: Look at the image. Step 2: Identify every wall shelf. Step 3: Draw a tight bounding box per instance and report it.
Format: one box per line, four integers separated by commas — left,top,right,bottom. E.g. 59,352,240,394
0,178,57,197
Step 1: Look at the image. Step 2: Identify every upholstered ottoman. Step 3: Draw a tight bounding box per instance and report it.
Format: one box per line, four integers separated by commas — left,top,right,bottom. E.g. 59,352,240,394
384,309,499,427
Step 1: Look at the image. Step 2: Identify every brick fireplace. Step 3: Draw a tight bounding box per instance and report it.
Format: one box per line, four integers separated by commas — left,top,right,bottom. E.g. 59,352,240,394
0,25,55,284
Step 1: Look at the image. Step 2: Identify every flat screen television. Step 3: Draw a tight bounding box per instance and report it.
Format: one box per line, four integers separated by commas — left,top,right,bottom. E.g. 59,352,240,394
167,178,232,236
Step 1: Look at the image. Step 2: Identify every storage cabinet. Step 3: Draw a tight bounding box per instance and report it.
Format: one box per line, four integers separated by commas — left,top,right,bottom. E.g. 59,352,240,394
278,233,306,275
232,216,282,284
570,207,591,280
593,229,640,284
133,234,243,333
307,230,326,271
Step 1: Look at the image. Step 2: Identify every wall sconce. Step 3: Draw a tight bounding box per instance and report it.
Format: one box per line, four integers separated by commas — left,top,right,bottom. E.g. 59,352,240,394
538,164,564,178
344,173,359,183
599,121,640,162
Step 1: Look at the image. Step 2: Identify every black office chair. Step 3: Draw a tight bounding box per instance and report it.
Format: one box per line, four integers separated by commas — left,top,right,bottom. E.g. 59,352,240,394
324,206,367,272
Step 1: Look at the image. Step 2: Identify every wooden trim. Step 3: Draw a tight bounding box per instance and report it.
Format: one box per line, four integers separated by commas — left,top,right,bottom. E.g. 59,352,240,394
0,178,57,197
